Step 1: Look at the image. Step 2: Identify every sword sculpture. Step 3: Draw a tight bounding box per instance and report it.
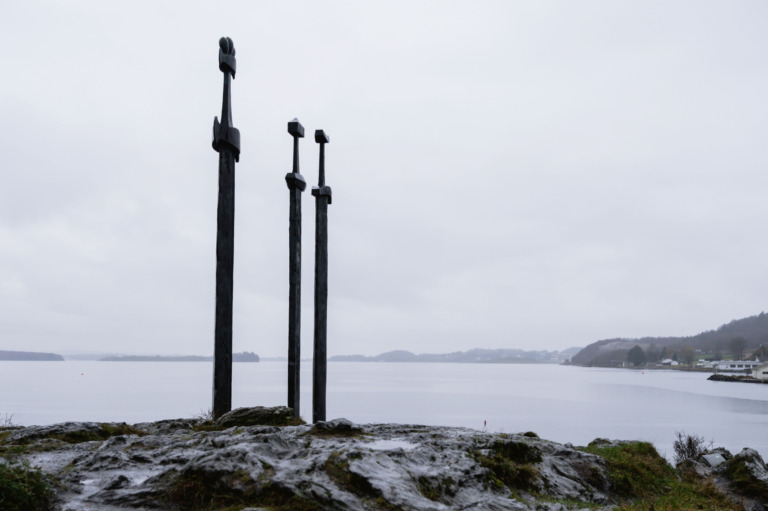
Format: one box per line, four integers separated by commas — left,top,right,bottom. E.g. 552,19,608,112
312,130,331,423
285,119,306,419
211,37,240,419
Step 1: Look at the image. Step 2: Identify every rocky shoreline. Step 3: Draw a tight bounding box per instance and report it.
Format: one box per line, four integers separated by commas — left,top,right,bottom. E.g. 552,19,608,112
1,407,767,510
708,373,768,384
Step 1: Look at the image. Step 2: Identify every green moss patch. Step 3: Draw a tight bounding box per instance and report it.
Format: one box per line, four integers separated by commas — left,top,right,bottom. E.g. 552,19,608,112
307,420,365,438
0,422,145,447
473,439,542,492
164,468,326,511
55,423,144,444
324,452,376,498
490,440,542,464
323,452,399,510
415,475,456,502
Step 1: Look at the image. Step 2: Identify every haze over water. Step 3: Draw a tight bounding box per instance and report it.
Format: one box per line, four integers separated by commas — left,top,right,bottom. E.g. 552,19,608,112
3,361,766,461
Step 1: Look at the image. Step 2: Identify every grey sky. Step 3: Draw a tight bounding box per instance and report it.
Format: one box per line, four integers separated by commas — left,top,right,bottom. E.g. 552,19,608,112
1,1,767,358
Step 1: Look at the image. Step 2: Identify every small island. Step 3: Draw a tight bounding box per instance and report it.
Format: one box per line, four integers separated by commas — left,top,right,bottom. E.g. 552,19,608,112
0,350,64,361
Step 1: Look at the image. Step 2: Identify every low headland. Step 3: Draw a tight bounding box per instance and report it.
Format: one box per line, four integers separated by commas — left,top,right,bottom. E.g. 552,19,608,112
1,407,766,510
569,312,768,374
329,347,582,364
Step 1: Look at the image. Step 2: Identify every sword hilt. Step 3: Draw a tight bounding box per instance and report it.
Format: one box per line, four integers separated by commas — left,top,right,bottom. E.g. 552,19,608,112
286,119,306,191
312,130,332,204
212,37,240,161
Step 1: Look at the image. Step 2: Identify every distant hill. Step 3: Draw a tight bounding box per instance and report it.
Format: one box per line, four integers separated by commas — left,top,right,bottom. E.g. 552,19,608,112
571,312,768,366
0,350,64,361
99,352,260,362
329,347,579,364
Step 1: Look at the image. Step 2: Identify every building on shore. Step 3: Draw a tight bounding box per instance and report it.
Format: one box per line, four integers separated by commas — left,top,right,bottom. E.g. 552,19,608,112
753,362,768,380
712,360,763,373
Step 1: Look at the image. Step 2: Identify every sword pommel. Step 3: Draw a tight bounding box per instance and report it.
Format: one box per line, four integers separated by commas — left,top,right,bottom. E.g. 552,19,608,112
218,37,236,78
288,119,305,138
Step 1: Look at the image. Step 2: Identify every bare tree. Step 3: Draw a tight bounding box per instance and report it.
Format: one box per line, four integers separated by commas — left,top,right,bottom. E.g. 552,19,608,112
673,431,712,465
730,337,747,360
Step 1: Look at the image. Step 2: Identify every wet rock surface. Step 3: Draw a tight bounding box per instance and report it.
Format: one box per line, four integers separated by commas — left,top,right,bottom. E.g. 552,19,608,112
1,408,766,510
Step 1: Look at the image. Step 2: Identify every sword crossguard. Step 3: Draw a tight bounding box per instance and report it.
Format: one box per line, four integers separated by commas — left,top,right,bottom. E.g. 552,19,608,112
286,172,307,191
311,186,332,204
212,119,241,161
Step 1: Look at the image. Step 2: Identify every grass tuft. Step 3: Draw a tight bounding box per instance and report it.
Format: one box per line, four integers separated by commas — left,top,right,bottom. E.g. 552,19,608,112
581,441,739,510
582,441,670,500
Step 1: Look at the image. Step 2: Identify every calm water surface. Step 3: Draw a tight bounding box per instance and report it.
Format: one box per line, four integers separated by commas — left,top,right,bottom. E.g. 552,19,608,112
1,361,766,460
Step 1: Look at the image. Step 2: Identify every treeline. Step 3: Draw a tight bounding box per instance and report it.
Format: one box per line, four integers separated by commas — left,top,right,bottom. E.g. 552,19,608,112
572,312,768,367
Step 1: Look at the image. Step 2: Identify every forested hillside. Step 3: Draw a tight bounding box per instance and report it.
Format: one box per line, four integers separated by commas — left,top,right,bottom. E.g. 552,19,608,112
571,312,768,366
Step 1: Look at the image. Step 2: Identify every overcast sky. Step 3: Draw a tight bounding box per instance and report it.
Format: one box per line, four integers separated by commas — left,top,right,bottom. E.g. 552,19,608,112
1,1,767,358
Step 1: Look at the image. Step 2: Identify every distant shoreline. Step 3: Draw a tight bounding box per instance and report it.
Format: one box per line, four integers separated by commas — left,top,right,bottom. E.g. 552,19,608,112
99,352,260,363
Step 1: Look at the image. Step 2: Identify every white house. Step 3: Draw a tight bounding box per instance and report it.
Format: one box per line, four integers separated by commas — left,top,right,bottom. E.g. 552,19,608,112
753,362,768,380
713,360,763,373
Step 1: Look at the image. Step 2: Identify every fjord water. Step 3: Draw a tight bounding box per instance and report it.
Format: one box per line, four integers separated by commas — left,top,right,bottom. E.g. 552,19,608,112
2,361,767,460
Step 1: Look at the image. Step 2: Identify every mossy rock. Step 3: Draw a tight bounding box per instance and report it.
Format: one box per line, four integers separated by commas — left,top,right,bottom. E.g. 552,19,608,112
415,475,457,503
307,418,364,438
490,440,542,464
323,452,400,510
724,448,768,501
213,406,304,429
1,422,144,446
473,439,542,492
164,469,326,511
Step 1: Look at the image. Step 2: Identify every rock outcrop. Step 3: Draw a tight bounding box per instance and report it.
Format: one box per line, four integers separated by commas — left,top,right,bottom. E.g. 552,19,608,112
1,407,766,510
